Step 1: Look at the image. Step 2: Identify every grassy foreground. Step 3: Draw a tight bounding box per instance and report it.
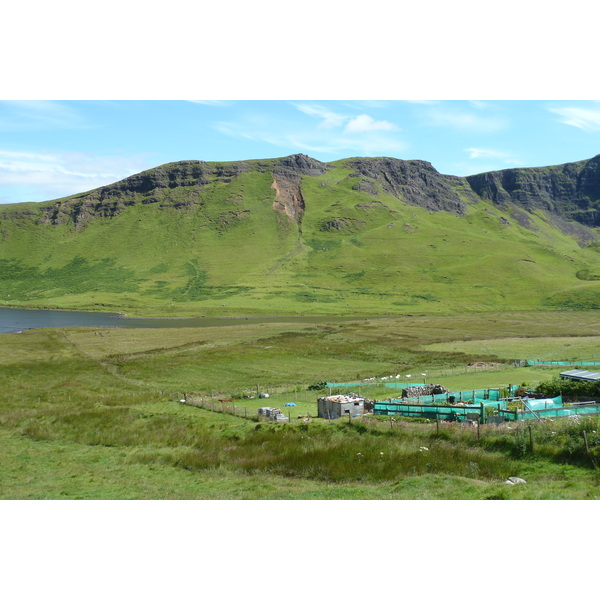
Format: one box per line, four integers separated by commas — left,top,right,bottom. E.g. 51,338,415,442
2,310,600,499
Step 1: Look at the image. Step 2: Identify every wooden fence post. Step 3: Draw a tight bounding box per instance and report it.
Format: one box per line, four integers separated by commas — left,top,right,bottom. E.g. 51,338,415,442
529,425,534,454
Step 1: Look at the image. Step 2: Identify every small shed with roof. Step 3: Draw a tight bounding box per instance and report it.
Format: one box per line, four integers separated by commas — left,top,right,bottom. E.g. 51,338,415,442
318,394,365,419
560,369,600,382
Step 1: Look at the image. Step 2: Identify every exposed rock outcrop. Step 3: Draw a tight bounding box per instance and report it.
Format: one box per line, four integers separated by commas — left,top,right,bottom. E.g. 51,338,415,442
466,155,600,227
272,153,328,177
344,157,476,214
271,175,305,224
270,154,329,224
319,217,366,232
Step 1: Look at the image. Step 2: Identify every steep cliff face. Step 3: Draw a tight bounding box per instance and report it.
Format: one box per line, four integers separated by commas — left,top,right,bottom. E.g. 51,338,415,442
343,157,477,215
466,155,600,226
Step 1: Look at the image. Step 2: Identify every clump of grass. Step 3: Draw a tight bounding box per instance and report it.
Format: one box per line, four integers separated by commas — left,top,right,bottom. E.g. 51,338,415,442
480,418,600,465
0,257,140,301
164,422,514,483
20,406,218,449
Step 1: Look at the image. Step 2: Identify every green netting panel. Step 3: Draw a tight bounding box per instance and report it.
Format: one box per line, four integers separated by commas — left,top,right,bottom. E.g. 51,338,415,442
526,360,600,366
451,389,500,401
499,400,600,421
525,397,562,410
405,389,501,405
375,397,600,422
518,408,574,420
373,402,484,421
482,400,509,410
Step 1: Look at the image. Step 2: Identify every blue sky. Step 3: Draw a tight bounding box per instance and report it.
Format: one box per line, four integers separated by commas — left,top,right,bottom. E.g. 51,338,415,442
1,100,600,205
2,3,599,206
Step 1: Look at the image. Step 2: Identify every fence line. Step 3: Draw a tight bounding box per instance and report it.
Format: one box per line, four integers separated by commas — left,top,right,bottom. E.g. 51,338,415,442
182,394,260,421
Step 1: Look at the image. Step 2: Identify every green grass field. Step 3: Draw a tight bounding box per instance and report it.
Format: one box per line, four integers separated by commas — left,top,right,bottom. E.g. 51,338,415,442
2,310,600,499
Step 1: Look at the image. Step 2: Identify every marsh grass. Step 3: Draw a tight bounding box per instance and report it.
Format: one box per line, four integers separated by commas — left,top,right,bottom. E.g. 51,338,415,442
3,312,600,498
478,417,600,465
154,420,513,483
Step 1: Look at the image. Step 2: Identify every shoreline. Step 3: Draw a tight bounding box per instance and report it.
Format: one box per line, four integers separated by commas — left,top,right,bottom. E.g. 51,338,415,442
0,306,380,334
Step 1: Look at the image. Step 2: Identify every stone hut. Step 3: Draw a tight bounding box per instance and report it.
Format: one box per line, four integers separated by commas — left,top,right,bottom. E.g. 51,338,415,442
318,394,365,419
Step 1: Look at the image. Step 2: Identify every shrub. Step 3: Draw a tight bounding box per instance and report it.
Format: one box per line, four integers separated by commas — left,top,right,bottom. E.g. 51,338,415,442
308,381,328,391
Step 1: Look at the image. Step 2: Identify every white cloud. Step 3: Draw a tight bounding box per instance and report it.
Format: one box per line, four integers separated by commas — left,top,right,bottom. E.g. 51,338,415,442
451,161,508,176
214,121,406,157
425,106,508,133
344,114,397,134
468,100,490,110
0,149,153,203
0,149,61,163
214,104,405,159
294,103,398,135
0,101,90,132
213,121,257,141
465,147,522,165
293,103,348,129
549,106,600,131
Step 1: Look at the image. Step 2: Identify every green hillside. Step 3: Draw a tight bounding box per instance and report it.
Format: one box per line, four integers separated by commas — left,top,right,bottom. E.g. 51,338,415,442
1,154,600,316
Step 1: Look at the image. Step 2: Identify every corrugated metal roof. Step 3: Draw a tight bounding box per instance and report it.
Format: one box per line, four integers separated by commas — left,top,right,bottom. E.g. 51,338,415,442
560,370,600,381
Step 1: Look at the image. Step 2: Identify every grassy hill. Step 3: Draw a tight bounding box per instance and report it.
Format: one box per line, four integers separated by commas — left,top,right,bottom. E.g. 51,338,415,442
1,154,600,316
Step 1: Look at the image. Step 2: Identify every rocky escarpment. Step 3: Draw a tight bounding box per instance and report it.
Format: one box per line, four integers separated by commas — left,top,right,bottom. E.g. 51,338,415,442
466,155,600,227
271,154,328,224
15,152,600,239
343,157,478,215
37,160,255,228
38,154,328,229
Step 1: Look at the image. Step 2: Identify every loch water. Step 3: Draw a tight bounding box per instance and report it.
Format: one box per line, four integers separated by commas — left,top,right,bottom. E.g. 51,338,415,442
0,307,365,333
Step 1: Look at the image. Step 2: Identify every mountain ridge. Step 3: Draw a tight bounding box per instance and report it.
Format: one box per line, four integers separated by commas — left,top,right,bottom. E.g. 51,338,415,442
10,152,600,230
1,153,600,316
